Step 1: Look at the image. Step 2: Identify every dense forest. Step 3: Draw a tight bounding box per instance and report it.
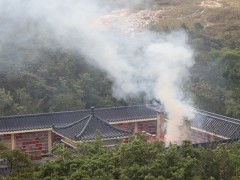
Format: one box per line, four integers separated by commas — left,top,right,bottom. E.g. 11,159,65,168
0,25,239,118
0,0,240,118
1,135,240,179
0,47,126,115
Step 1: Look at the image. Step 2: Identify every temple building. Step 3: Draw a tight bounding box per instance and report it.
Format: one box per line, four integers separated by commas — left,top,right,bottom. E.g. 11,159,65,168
52,107,131,147
0,104,240,159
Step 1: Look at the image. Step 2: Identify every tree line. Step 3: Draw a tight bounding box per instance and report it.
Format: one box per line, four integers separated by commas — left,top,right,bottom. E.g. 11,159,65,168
0,47,127,115
1,135,240,179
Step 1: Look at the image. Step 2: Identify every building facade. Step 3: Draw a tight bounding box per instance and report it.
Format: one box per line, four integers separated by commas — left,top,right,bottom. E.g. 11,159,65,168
0,105,240,159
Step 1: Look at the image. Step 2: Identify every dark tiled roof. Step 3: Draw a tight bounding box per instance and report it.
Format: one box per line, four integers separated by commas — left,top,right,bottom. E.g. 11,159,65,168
191,109,240,139
0,105,156,133
95,104,157,122
0,104,240,140
52,114,131,141
0,110,89,132
192,138,240,149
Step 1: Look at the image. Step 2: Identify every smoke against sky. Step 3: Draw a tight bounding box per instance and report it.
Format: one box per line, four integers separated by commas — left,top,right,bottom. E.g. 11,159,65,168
0,0,195,143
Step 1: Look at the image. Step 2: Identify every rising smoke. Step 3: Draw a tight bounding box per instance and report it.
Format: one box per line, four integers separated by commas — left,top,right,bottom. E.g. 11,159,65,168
0,0,195,143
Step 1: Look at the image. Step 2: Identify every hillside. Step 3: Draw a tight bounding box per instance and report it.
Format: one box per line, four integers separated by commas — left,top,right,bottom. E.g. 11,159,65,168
153,0,239,29
0,0,239,118
78,0,240,119
153,0,240,45
97,0,240,43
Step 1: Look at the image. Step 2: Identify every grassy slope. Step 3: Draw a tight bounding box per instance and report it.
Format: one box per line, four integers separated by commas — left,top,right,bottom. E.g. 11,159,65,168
152,0,240,37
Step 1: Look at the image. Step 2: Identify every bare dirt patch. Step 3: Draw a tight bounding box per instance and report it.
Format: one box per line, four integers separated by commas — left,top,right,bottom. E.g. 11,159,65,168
200,0,222,8
94,9,165,32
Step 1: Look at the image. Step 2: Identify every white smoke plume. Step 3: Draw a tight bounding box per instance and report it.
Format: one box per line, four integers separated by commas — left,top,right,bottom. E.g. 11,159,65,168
0,0,195,143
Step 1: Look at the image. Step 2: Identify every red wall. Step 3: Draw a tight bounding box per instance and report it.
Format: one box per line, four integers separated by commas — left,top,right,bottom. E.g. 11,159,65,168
113,121,225,144
0,120,226,157
137,121,157,135
53,133,61,142
113,120,157,136
15,131,48,155
0,134,11,149
113,122,134,131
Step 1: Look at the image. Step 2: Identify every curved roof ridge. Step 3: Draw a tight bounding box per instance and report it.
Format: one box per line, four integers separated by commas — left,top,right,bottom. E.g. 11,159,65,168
94,114,132,133
75,114,132,140
75,115,93,139
53,114,91,129
0,104,151,120
0,109,89,119
94,104,150,111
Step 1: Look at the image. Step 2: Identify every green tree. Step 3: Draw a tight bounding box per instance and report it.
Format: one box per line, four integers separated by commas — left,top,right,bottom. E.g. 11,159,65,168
0,88,18,116
50,92,85,112
14,88,42,114
191,81,225,114
14,138,240,179
0,149,33,175
220,49,240,118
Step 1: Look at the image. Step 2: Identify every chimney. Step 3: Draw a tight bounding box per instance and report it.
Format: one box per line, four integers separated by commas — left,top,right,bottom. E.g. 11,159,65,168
156,110,165,141
180,118,191,141
90,106,95,116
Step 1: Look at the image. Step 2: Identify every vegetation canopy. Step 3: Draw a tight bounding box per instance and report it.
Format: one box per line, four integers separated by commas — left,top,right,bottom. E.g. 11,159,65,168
1,136,240,179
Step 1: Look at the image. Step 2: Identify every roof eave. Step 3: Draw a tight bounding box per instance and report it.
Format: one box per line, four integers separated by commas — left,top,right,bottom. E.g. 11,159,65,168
191,127,229,140
0,128,52,135
53,129,130,143
109,117,157,124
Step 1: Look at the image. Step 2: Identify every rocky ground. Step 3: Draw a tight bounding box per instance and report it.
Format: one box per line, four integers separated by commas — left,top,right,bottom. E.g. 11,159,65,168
93,0,239,35
200,0,222,8
94,8,164,32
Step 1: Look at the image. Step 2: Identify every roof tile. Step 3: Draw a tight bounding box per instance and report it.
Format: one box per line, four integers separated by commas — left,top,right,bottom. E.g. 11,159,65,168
53,114,131,141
